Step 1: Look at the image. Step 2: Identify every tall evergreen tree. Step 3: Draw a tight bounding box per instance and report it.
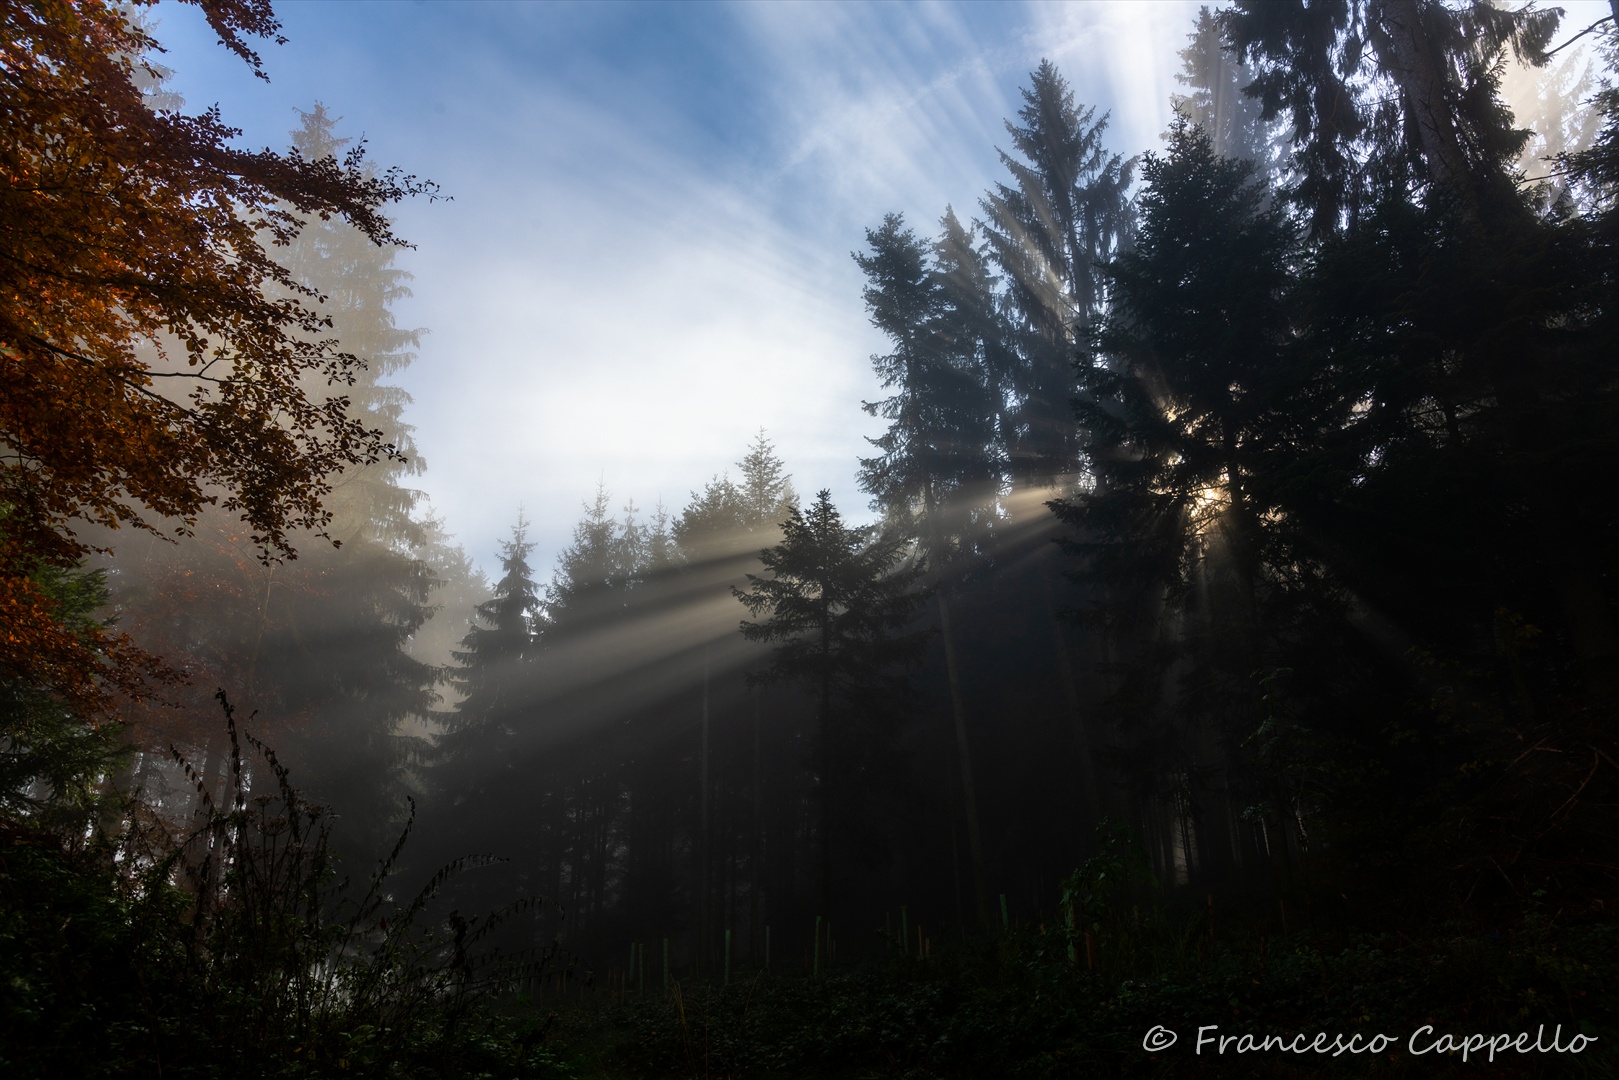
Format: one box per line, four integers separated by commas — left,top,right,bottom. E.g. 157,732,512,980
855,211,1000,923
856,213,1000,559
432,519,541,850
1222,0,1562,234
403,510,491,714
980,60,1134,487
1052,119,1308,886
101,106,439,862
734,491,927,923
1225,0,1619,696
736,430,798,532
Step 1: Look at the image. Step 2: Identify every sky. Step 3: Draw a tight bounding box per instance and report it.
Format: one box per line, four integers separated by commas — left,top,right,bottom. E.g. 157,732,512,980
146,0,1609,582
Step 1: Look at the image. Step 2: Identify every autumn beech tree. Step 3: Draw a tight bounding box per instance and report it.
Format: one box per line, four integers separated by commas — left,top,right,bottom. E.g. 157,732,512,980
0,0,438,711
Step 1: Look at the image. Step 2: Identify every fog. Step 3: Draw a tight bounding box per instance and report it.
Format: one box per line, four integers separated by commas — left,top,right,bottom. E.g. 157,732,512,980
149,0,1211,578
38,0,1613,1043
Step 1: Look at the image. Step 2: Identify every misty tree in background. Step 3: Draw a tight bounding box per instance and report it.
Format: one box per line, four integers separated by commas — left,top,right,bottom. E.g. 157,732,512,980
100,106,441,864
403,511,491,713
735,490,927,922
670,436,797,970
542,484,645,699
251,104,438,860
1170,6,1285,176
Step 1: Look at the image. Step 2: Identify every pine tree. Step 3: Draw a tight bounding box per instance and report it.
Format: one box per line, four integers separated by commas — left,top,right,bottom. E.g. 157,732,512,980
431,518,541,859
283,102,428,552
736,430,798,533
734,491,927,922
980,60,1134,487
1222,0,1561,234
403,511,491,714
1058,119,1301,655
249,104,438,860
100,106,440,862
1225,1,1619,695
543,484,643,700
854,211,1001,923
1052,119,1307,885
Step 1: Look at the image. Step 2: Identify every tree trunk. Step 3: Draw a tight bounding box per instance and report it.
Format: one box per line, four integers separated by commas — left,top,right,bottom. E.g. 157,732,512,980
819,609,832,923
937,591,989,927
750,687,762,958
1041,564,1102,827
1369,0,1473,196
699,652,711,975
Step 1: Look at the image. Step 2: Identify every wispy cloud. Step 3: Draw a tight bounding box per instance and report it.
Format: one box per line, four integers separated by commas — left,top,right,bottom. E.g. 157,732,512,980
152,0,1205,579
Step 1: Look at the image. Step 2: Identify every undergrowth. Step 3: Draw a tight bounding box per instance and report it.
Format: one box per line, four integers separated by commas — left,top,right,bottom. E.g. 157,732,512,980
549,911,1615,1079
0,691,574,1080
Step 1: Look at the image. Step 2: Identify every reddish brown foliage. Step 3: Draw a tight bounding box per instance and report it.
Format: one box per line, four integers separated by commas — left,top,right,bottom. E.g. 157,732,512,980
0,0,435,714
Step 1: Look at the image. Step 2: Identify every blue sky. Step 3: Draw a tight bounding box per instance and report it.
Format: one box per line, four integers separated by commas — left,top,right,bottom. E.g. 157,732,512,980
145,0,1606,580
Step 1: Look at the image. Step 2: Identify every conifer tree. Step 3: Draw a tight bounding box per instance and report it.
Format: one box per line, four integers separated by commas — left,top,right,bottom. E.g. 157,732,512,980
980,60,1134,487
855,211,1000,922
1221,0,1561,234
1170,6,1284,176
735,491,927,922
253,105,437,859
101,107,440,861
1225,0,1619,694
736,430,798,533
1057,119,1301,658
1051,120,1306,883
403,512,491,712
431,519,541,858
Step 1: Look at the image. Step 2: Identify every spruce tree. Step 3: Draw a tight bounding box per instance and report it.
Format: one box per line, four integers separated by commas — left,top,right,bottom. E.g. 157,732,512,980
734,491,927,923
1170,6,1284,176
1224,0,1619,694
1052,119,1307,885
854,211,1001,922
736,430,798,533
100,106,439,863
430,519,541,862
980,60,1134,487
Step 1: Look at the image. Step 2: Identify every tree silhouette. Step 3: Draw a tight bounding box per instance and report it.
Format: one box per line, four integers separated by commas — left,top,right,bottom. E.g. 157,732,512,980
980,59,1134,486
734,491,927,921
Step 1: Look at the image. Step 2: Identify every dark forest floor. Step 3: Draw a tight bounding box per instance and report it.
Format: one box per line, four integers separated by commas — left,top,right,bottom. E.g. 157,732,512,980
539,915,1617,1080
